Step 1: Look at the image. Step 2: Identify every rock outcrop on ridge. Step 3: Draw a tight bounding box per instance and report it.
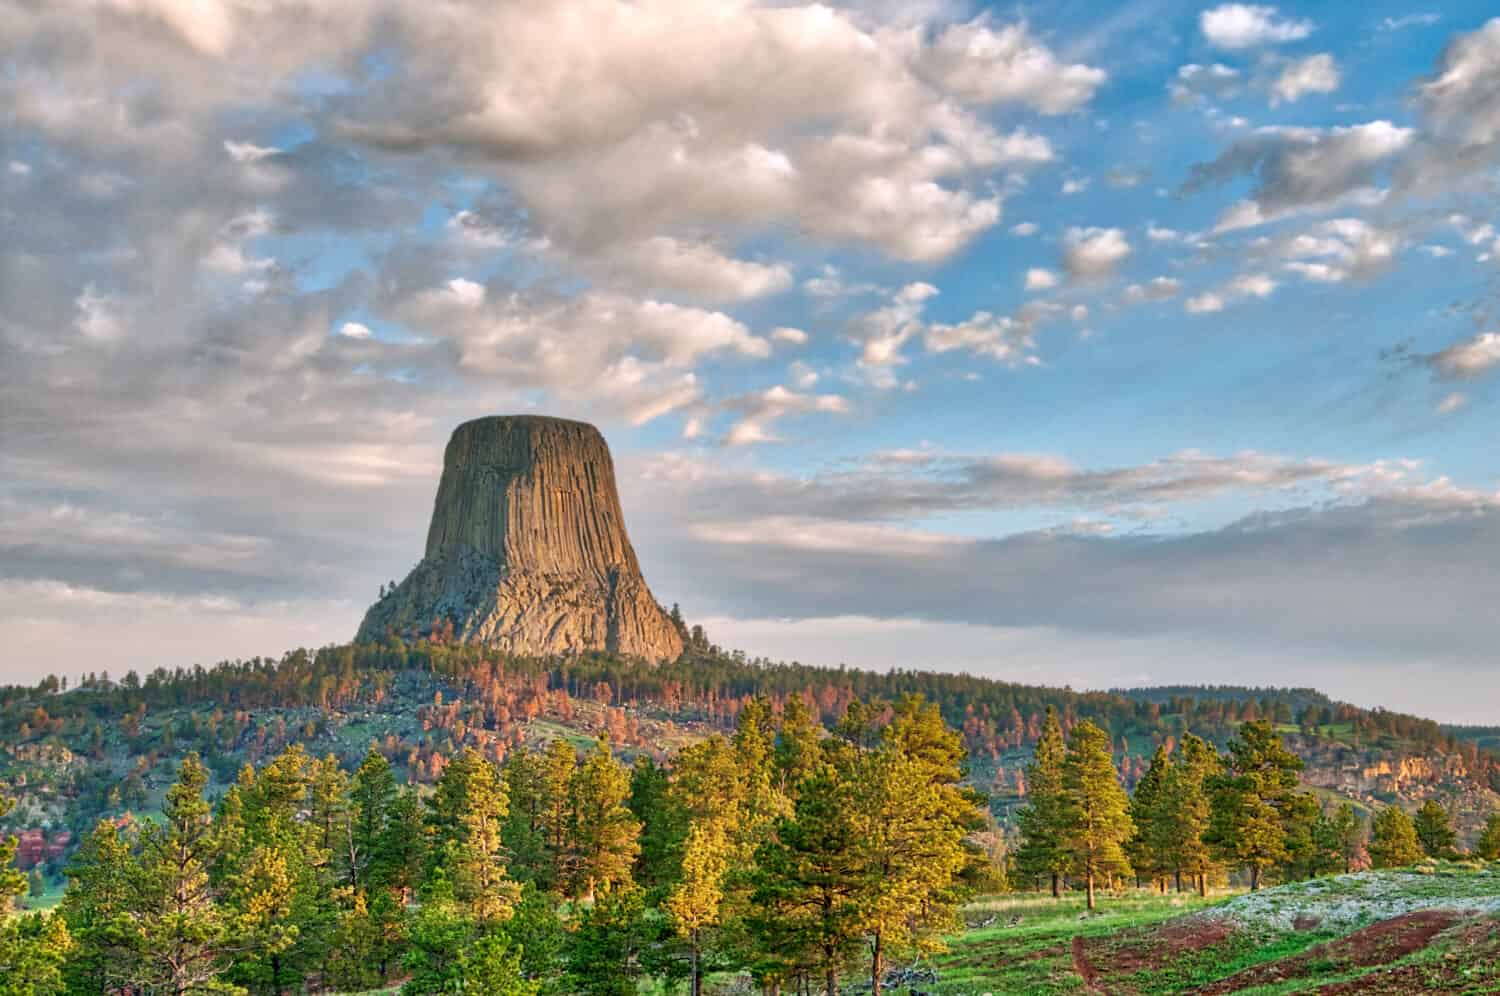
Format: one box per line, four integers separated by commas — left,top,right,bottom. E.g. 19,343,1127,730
356,415,684,661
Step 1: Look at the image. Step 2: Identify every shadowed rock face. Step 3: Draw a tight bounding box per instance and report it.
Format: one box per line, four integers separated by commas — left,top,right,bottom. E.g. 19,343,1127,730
356,416,684,661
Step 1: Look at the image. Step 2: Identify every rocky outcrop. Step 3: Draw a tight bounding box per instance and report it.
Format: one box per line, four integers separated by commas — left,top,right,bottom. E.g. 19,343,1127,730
357,416,683,661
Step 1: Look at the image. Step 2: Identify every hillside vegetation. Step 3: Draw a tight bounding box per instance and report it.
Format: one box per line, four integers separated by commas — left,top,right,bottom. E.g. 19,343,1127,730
3,635,1496,883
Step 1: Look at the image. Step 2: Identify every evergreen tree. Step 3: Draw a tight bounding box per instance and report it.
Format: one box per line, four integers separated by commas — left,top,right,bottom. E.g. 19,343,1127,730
349,748,397,889
1204,721,1302,890
1155,734,1218,895
59,819,138,993
566,736,641,901
0,793,71,994
502,749,550,886
428,747,519,924
540,740,578,889
664,821,731,996
773,695,823,797
1128,746,1171,890
627,755,680,895
1330,803,1365,873
1059,720,1134,910
378,787,428,901
853,697,976,996
1476,812,1500,861
133,753,235,995
747,765,863,996
1369,807,1422,868
1015,706,1068,897
565,884,652,996
1413,800,1459,859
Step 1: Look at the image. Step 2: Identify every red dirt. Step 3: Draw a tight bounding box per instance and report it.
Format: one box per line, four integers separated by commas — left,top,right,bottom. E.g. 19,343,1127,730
1315,917,1500,994
1198,910,1467,994
1072,935,1106,994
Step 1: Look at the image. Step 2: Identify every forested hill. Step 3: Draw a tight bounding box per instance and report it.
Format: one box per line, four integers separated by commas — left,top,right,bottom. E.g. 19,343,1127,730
3,636,1497,882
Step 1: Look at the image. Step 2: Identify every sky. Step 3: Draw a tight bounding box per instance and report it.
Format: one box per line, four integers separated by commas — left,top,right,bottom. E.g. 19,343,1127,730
4,1,1500,722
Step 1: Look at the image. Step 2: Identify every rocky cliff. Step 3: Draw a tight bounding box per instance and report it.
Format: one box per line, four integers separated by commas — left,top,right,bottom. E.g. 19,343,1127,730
356,416,684,661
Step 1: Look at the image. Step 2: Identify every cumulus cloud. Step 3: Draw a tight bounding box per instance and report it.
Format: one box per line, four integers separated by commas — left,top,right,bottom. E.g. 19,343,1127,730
1276,218,1400,282
1025,267,1059,291
1201,4,1314,50
1269,53,1340,105
1186,121,1414,230
1063,227,1132,280
1185,273,1278,314
1404,17,1500,192
721,384,851,446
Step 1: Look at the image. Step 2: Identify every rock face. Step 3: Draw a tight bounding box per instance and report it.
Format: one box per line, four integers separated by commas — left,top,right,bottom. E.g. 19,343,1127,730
357,416,683,661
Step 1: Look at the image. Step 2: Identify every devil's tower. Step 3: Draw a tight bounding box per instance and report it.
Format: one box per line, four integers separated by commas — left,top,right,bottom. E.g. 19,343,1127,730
356,415,684,661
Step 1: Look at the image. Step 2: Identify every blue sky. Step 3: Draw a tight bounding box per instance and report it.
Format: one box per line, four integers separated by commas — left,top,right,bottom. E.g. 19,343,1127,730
4,1,1500,720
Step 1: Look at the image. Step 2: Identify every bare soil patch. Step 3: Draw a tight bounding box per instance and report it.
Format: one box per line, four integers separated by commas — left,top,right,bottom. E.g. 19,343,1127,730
1199,910,1466,994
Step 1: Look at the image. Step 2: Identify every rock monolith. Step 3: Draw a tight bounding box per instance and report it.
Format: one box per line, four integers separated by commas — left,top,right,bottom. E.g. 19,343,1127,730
356,415,684,661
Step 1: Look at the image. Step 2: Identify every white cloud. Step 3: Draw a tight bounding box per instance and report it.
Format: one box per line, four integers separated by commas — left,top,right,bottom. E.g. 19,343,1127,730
1277,218,1400,282
1270,53,1340,105
338,321,372,339
1010,221,1039,236
74,285,124,341
1063,227,1131,280
771,326,809,346
1381,13,1440,32
1169,63,1242,105
1429,332,1500,380
915,20,1106,114
1436,391,1467,415
1125,277,1182,302
593,237,794,302
1061,176,1089,195
1201,4,1314,50
1190,121,1414,230
1185,292,1225,314
1025,267,1059,291
722,384,850,445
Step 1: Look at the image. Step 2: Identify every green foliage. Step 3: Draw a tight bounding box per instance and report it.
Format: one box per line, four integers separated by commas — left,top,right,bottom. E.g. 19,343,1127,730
1413,799,1460,859
1204,720,1307,890
1477,812,1500,861
1060,720,1135,910
1369,806,1423,868
565,885,652,996
566,736,641,901
1015,706,1068,895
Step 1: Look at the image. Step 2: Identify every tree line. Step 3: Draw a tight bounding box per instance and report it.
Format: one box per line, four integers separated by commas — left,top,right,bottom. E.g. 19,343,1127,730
1014,710,1500,907
0,695,990,996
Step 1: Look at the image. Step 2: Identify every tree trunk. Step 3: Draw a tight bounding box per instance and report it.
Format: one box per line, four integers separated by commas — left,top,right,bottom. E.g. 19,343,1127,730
1198,873,1207,898
691,929,702,996
826,962,838,996
1175,869,1183,893
1086,872,1096,911
1250,864,1261,891
871,930,883,996
1051,872,1060,898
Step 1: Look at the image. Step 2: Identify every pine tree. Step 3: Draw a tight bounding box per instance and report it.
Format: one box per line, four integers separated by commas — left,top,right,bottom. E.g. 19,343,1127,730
1059,720,1134,910
133,753,233,995
773,695,823,797
627,755,680,894
0,793,72,993
1477,813,1500,861
429,747,519,924
349,748,397,889
1369,807,1422,868
665,821,731,996
501,749,550,886
747,765,864,996
567,736,641,900
1413,800,1459,859
1155,734,1218,895
1015,706,1068,897
1204,721,1302,890
1128,746,1171,890
566,884,652,996
540,739,578,889
59,819,138,993
853,696,977,996
1331,803,1365,873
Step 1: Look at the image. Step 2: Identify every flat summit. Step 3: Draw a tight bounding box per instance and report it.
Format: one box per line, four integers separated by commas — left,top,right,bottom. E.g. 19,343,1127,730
357,415,683,661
